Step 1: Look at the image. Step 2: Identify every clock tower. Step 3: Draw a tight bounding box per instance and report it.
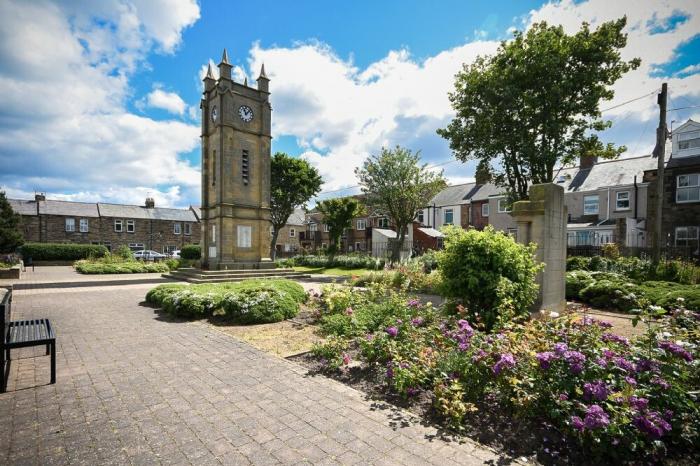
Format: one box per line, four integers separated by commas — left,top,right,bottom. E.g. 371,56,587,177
200,49,273,269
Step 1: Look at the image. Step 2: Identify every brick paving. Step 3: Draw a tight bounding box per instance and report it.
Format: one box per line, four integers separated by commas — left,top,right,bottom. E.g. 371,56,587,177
1,282,517,465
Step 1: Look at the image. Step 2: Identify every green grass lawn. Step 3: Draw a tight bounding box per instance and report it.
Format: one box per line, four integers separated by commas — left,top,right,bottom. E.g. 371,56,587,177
292,266,374,277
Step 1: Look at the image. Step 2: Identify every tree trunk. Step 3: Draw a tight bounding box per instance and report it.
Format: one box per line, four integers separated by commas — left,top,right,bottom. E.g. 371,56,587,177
270,229,279,261
391,228,406,265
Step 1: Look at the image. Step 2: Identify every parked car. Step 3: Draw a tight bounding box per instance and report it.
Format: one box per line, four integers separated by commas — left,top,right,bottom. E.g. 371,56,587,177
170,250,181,259
133,250,167,261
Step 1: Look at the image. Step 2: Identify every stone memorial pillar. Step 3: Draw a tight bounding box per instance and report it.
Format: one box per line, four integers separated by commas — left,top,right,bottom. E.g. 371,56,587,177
511,183,567,313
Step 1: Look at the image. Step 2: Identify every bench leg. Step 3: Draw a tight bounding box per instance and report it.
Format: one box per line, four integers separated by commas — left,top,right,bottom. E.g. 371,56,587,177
50,341,56,385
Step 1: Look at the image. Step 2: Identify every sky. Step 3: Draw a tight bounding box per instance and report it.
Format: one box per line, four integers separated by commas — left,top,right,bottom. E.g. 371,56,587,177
0,0,699,208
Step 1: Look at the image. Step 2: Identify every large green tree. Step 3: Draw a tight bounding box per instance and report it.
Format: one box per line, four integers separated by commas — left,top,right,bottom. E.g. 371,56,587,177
0,190,24,253
270,152,323,260
355,146,447,263
316,197,364,260
438,18,640,200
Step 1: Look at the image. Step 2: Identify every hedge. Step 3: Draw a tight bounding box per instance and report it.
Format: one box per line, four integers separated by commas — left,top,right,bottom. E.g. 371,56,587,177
180,244,201,260
284,254,385,270
74,259,170,274
20,242,108,261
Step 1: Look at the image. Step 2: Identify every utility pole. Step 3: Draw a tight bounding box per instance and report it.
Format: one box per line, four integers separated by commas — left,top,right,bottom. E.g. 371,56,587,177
652,83,668,263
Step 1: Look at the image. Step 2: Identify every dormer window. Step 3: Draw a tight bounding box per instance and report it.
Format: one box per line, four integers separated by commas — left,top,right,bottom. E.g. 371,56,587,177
679,130,700,151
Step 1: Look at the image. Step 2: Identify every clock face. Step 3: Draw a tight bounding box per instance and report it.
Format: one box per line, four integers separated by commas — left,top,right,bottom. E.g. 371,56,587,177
211,105,218,122
238,105,254,122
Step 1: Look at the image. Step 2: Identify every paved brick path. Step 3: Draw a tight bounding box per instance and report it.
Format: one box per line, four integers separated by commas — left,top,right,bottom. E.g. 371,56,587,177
1,284,514,465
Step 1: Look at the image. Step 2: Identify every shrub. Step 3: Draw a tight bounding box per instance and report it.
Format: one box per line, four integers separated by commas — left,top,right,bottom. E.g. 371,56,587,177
578,277,644,312
567,255,698,285
114,245,134,260
20,242,108,261
351,263,442,294
565,270,595,299
180,244,201,260
601,242,620,259
222,287,299,324
638,281,700,311
288,254,385,270
567,256,592,271
164,258,181,270
437,226,541,329
74,258,169,274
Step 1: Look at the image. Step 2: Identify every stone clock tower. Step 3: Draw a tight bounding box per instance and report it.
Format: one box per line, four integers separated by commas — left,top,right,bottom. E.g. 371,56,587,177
200,49,272,269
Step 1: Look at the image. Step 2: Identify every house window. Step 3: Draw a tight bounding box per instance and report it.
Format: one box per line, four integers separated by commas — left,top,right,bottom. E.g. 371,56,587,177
79,218,89,232
497,199,511,213
65,218,75,232
309,223,318,232
114,219,123,232
677,174,700,203
616,191,630,210
289,228,295,238
174,223,182,235
241,149,250,185
163,245,176,254
378,217,389,228
128,243,144,251
237,225,252,248
443,209,454,225
324,224,330,232
416,211,424,224
482,203,489,217
321,243,327,249
675,226,699,248
355,242,362,251
507,228,517,237
583,195,599,215
126,220,135,233
356,219,366,230
184,223,192,236
678,130,700,151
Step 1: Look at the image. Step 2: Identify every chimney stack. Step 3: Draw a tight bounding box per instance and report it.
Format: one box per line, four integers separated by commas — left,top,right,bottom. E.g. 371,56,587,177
580,154,598,170
34,193,46,202
145,197,155,208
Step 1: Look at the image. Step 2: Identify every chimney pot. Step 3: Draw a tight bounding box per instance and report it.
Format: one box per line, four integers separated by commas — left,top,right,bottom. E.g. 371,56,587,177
34,193,46,202
145,197,155,208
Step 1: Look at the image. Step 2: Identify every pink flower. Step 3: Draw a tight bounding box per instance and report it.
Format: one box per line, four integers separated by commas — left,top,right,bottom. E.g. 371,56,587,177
385,326,399,337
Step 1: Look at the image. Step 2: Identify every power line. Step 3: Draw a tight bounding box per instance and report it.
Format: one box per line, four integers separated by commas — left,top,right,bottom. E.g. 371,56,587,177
668,105,700,112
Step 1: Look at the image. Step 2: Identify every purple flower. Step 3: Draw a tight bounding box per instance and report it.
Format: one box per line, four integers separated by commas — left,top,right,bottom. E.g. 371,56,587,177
633,411,672,439
559,393,569,401
411,317,425,327
583,405,610,430
342,353,351,366
365,333,374,341
658,341,693,362
407,299,421,308
651,376,670,390
471,349,487,363
635,358,660,373
583,380,608,401
603,349,616,359
386,361,394,379
601,333,629,346
579,316,613,328
629,396,649,411
594,357,608,368
406,387,419,397
612,356,635,373
385,326,398,338
563,351,586,375
624,376,637,386
571,416,584,431
553,342,569,355
492,353,516,375
536,351,557,370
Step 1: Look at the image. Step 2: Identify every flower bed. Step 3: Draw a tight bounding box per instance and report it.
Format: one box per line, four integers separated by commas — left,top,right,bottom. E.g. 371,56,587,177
307,284,699,463
145,279,307,324
74,258,170,274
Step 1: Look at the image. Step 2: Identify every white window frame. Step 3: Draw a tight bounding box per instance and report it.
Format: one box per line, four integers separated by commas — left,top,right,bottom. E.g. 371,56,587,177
678,130,700,152
676,174,700,203
416,211,424,224
309,223,318,232
324,224,330,232
675,226,699,247
128,243,144,251
65,218,75,232
356,219,366,230
615,191,630,211
482,203,489,217
174,223,182,235
321,243,327,249
497,199,511,213
126,220,135,233
289,228,295,238
443,208,454,225
79,218,88,233
184,223,192,236
114,219,123,232
583,195,600,215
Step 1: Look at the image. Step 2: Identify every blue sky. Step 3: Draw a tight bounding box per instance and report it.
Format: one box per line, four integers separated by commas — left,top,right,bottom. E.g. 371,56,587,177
1,0,699,207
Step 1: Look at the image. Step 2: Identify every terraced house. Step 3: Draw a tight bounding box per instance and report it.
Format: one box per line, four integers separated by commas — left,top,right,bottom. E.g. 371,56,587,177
9,195,201,254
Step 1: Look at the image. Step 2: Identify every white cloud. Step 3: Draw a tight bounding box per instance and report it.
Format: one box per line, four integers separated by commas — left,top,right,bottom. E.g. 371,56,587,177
145,87,187,115
0,0,200,208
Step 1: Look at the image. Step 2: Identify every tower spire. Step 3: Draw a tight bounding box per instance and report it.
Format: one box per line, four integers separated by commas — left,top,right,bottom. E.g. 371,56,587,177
221,48,230,65
256,63,269,92
244,76,248,86
218,48,232,80
258,63,268,79
205,63,215,79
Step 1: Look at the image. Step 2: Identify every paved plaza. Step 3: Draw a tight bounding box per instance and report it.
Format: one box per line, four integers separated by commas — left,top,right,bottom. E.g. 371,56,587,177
0,274,514,465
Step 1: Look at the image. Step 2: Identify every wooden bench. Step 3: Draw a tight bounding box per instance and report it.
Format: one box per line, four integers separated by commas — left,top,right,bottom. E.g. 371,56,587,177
1,287,56,393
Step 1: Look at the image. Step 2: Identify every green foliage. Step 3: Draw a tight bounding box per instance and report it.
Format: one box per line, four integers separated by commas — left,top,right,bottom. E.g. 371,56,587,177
311,336,349,369
164,258,181,270
567,255,698,285
288,253,384,270
180,244,201,260
437,226,541,329
0,190,24,253
355,146,447,262
20,242,108,261
316,197,365,256
351,263,442,294
114,245,134,260
438,18,640,199
578,277,644,312
601,243,620,259
74,257,169,274
269,152,323,260
145,279,306,323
